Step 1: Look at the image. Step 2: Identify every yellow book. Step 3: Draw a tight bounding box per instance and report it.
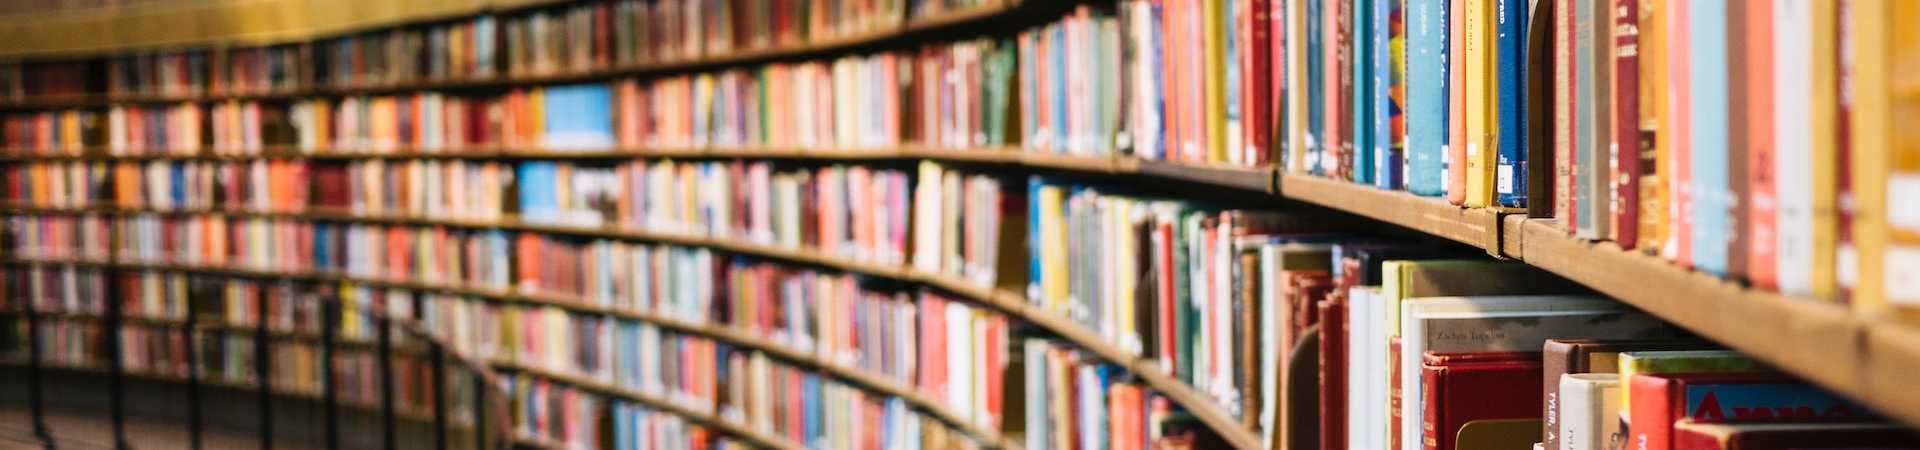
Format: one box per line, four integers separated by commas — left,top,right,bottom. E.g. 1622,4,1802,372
1462,0,1494,207
1204,0,1227,163
1287,0,1310,173
1848,0,1920,313
1811,0,1840,300
1038,184,1069,313
1638,1,1667,252
1616,350,1766,414
59,111,80,152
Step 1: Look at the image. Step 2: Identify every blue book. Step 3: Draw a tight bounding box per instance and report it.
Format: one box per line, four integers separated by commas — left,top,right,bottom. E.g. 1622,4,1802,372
1306,0,1325,175
1406,0,1449,196
1223,0,1242,163
1145,3,1168,160
541,84,614,149
517,162,559,217
1353,0,1376,185
610,403,630,449
1493,0,1529,207
804,374,822,444
170,162,186,205
1573,0,1595,234
1689,0,1730,275
1050,24,1069,153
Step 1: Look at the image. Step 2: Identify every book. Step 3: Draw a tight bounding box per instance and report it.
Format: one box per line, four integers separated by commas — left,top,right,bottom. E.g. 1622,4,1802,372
1609,0,1641,247
1404,0,1449,197
1397,295,1673,450
1670,420,1920,450
1540,338,1716,448
1557,373,1619,450
1628,372,1876,450
1420,351,1543,450
1492,0,1528,208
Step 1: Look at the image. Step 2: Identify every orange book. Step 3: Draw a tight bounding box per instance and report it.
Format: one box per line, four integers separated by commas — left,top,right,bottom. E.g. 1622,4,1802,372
1745,0,1778,289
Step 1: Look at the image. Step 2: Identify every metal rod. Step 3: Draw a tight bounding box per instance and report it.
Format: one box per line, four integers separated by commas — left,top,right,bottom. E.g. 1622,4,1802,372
19,266,54,449
184,289,203,450
321,292,338,450
255,287,272,450
430,342,446,450
103,266,128,450
377,314,395,450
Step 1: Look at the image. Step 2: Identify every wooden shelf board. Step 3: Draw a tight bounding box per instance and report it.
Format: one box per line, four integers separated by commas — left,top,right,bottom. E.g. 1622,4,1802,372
489,360,804,450
1277,173,1500,249
0,0,1019,109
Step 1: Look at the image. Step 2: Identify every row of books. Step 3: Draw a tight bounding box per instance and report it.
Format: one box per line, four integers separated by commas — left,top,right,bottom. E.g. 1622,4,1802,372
6,159,1009,287
1255,0,1919,310
0,0,984,102
1019,337,1234,450
6,266,417,351
508,371,969,450
2,35,1017,158
1220,240,1920,450
2,160,311,211
1026,179,1337,420
0,318,474,419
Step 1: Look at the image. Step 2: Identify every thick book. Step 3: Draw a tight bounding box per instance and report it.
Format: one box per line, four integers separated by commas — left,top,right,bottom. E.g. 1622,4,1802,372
1628,373,1876,450
1671,420,1920,450
1846,0,1920,311
1558,373,1618,450
1615,350,1767,418
1397,295,1673,450
1460,0,1491,208
1539,338,1716,448
1419,351,1542,450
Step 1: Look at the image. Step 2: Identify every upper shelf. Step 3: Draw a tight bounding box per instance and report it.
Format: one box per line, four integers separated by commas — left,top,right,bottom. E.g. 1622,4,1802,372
0,0,1019,108
1269,173,1920,430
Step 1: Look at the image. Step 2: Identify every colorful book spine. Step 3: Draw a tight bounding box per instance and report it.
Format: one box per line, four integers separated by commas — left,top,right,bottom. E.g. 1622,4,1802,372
1404,0,1448,196
1491,0,1527,208
1610,0,1641,246
1352,0,1376,186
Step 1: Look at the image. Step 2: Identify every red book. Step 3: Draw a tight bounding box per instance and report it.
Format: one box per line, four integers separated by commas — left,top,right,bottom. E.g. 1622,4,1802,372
918,293,949,400
1627,372,1876,450
1611,0,1641,248
1388,336,1403,450
1672,420,1920,450
1317,293,1347,450
1420,352,1543,450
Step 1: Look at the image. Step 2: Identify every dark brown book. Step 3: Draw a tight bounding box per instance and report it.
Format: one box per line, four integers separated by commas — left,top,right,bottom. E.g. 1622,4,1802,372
1287,326,1322,450
1538,338,1715,449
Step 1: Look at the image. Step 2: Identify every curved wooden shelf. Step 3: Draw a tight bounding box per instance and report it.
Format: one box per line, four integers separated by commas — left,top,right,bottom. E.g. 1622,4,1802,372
1273,173,1920,430
0,205,1260,449
14,311,400,353
489,360,805,450
1,253,1021,449
0,145,1275,194
0,0,1020,110
0,358,452,425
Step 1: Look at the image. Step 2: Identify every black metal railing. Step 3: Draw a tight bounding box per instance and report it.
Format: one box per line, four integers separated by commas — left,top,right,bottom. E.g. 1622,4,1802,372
0,261,516,450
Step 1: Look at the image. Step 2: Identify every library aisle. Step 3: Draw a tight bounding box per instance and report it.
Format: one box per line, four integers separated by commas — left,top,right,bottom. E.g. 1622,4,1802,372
1,0,1917,450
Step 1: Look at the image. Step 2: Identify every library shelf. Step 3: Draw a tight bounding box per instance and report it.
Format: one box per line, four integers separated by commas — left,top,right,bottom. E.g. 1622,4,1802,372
1270,173,1920,429
0,0,1020,110
0,358,460,425
0,253,1022,449
489,360,807,450
0,206,1264,449
0,144,1277,194
16,311,407,353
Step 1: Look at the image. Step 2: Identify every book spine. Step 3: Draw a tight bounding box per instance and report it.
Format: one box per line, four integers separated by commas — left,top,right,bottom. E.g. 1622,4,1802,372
1636,0,1666,252
1610,0,1640,247
1558,374,1620,450
1665,0,1692,267
1809,0,1838,299
1420,362,1443,450
1492,0,1527,208
1745,0,1778,290
1627,374,1676,450
1771,0,1814,296
1445,0,1467,204
1405,0,1448,196
1556,0,1576,230
1353,0,1376,186
1687,0,1731,276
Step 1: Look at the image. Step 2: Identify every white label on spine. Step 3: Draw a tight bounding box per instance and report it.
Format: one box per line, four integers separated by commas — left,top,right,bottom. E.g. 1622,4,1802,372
1888,175,1920,232
1888,246,1920,304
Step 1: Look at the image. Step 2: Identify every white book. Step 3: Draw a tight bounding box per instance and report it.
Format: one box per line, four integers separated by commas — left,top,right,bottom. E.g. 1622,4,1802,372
1772,0,1815,296
1559,373,1620,450
1024,340,1051,450
1399,296,1673,450
1347,286,1388,450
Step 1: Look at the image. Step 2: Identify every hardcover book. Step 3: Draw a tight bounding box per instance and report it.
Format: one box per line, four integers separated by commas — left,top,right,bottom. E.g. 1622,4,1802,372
1539,338,1716,448
1670,420,1920,450
1420,351,1543,450
1629,373,1876,450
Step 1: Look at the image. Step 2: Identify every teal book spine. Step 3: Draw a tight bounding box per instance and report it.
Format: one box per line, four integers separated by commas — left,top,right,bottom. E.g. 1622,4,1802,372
1353,0,1376,185
1405,0,1448,195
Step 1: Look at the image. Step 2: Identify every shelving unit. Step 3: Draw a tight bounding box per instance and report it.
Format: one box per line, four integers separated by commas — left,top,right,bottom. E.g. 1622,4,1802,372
4,0,1916,448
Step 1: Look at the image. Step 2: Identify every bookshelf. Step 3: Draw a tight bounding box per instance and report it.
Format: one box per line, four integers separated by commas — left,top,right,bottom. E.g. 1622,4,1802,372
3,0,1917,449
